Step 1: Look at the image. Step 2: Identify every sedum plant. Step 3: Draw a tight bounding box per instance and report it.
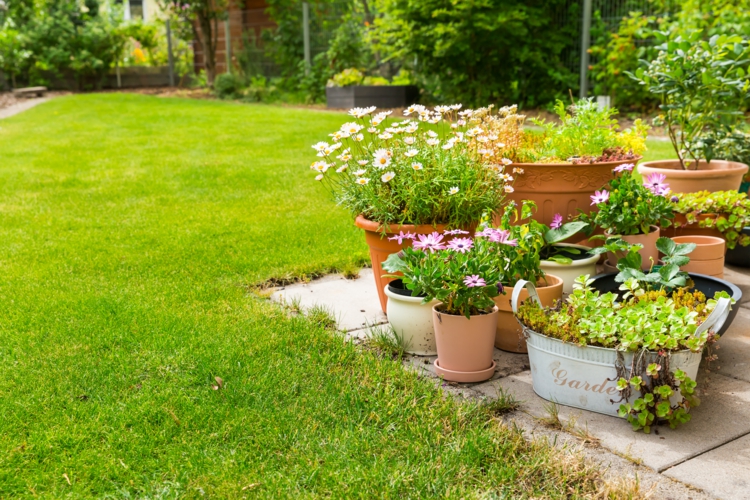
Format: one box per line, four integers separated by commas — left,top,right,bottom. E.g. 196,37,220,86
308,105,515,228
577,163,674,236
670,190,750,249
629,31,750,170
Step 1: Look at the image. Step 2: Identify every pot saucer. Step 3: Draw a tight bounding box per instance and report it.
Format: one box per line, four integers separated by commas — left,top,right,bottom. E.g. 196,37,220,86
434,359,496,383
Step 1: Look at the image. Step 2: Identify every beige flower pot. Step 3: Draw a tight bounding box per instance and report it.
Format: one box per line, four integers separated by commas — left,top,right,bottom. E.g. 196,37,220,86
540,244,599,294
671,235,725,279
384,282,438,355
638,160,749,194
433,305,498,383
606,225,660,270
493,274,563,353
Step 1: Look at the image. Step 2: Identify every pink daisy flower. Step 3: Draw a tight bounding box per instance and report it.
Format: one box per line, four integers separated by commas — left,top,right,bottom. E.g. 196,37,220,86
464,275,486,288
412,231,446,253
613,163,634,173
446,237,473,253
488,229,518,247
590,190,610,205
550,213,563,229
644,173,670,196
387,230,416,244
444,229,470,235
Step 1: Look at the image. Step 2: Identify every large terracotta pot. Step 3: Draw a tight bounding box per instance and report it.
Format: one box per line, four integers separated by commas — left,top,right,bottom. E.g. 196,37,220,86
661,213,723,240
432,305,498,383
355,216,475,313
606,225,660,270
540,244,599,294
638,160,749,194
493,274,563,353
384,280,439,355
507,157,640,226
670,235,725,279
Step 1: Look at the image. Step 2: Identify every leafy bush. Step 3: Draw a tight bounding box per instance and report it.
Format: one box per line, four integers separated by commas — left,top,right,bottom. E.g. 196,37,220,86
213,72,244,99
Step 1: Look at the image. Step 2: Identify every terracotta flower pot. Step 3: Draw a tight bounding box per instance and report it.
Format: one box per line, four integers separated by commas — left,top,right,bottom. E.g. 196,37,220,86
638,160,749,194
493,274,563,353
606,225,660,270
540,244,599,294
507,157,640,226
432,305,498,383
670,235,725,279
661,213,725,240
355,215,475,313
603,259,618,273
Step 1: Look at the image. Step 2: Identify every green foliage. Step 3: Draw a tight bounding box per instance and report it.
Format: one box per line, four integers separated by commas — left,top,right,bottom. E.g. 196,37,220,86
370,0,578,107
671,190,750,249
629,31,750,168
577,165,673,236
213,72,244,99
493,201,547,286
0,19,31,87
541,220,589,264
328,67,365,87
310,105,512,227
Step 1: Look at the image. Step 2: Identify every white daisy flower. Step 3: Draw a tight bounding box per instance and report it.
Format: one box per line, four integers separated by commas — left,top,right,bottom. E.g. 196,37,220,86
354,169,367,176
427,130,438,138
504,185,515,193
381,171,396,183
442,141,454,150
341,122,363,135
488,134,499,141
405,124,418,133
403,136,416,145
372,149,391,169
476,135,489,143
371,118,383,127
356,177,370,185
404,104,426,116
315,174,324,181
513,167,524,174
448,186,459,195
411,162,423,170
336,165,347,173
501,158,513,166
378,132,393,140
353,133,364,142
329,131,344,140
434,105,450,113
426,138,439,147
367,127,378,134
349,107,376,119
450,104,462,110
457,119,466,126
357,160,368,166
310,160,328,171
330,142,342,151
450,123,459,129
312,141,329,152
404,149,418,158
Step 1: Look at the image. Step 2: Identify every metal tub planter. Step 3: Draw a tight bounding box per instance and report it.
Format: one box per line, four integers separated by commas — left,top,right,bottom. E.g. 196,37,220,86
511,280,732,420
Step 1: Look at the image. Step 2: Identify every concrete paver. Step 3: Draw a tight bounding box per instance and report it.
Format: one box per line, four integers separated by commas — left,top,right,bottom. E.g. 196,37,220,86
714,307,750,384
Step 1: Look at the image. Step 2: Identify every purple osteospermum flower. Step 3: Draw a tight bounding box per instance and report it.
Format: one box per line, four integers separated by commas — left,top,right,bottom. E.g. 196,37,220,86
644,173,669,196
474,228,493,238
412,231,446,253
613,163,634,173
671,195,679,203
387,230,416,244
550,213,563,229
447,237,473,253
590,189,610,205
444,229,470,235
488,229,518,246
497,283,505,294
464,275,486,288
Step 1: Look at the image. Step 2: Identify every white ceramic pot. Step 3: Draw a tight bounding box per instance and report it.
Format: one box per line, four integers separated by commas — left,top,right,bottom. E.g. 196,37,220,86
540,244,599,294
511,280,731,417
384,281,439,355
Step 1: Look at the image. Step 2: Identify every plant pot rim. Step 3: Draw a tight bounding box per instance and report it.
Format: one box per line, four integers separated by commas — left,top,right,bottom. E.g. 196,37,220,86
540,244,599,267
639,159,749,176
355,214,452,234
432,304,499,317
604,224,660,238
511,155,642,168
384,282,433,302
434,359,496,380
506,273,564,289
670,235,726,246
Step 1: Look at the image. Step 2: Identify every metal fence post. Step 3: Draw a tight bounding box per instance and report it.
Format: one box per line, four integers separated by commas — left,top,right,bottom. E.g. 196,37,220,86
225,18,232,74
302,2,311,75
579,0,593,99
166,19,175,86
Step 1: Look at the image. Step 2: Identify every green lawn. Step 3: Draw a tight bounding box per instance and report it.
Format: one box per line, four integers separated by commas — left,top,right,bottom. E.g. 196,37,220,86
0,94,662,498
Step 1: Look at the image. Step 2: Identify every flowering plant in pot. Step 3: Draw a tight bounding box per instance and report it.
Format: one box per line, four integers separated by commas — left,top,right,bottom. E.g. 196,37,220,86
485,100,648,226
577,163,674,268
538,214,595,294
667,190,750,250
382,229,506,383
488,201,565,353
514,245,733,432
308,104,514,312
629,31,750,191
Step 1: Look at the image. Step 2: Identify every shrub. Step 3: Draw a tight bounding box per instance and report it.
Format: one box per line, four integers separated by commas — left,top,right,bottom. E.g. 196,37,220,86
213,72,244,99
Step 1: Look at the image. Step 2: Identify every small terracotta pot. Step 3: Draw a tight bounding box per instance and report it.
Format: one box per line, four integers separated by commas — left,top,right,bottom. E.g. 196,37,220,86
606,225,660,270
432,305,498,383
638,159,749,194
493,274,563,353
506,157,640,226
603,259,618,274
662,213,724,240
670,235,725,279
355,216,476,313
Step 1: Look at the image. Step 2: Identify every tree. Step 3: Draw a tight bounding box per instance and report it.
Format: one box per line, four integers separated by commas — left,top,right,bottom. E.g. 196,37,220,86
161,0,227,85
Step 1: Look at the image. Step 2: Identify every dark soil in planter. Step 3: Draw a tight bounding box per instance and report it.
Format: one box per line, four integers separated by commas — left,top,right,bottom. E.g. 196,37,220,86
590,272,742,336
387,278,420,298
726,227,750,268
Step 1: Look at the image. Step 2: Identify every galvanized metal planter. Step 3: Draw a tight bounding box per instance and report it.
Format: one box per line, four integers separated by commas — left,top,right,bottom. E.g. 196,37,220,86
511,280,731,417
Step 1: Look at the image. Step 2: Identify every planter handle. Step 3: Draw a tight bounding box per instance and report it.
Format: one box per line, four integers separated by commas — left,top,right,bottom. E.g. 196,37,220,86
511,279,543,315
696,296,732,337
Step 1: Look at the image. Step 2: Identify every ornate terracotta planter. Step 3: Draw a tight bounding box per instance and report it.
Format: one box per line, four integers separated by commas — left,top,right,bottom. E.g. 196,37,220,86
433,305,498,383
606,225,660,270
493,274,563,353
670,235,725,279
638,159,749,194
355,216,475,313
507,157,640,226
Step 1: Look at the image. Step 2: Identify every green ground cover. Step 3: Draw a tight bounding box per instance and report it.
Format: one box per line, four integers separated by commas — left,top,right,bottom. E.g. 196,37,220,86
0,94,668,498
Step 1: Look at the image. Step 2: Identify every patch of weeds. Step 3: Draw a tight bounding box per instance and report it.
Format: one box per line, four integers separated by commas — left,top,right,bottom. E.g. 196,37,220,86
306,305,338,330
570,422,601,447
483,387,521,416
538,401,563,430
613,444,644,466
366,325,408,360
596,473,654,499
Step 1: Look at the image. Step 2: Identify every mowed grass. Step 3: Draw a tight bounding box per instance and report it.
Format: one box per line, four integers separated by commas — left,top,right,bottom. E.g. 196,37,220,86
0,94,632,498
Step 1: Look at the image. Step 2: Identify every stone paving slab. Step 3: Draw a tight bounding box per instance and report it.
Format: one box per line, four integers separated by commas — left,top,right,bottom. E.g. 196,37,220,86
664,433,750,500
271,269,387,331
725,265,750,307
714,307,750,384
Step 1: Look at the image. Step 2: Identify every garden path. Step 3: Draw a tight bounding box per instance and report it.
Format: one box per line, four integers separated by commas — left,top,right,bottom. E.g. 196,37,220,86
272,265,750,500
